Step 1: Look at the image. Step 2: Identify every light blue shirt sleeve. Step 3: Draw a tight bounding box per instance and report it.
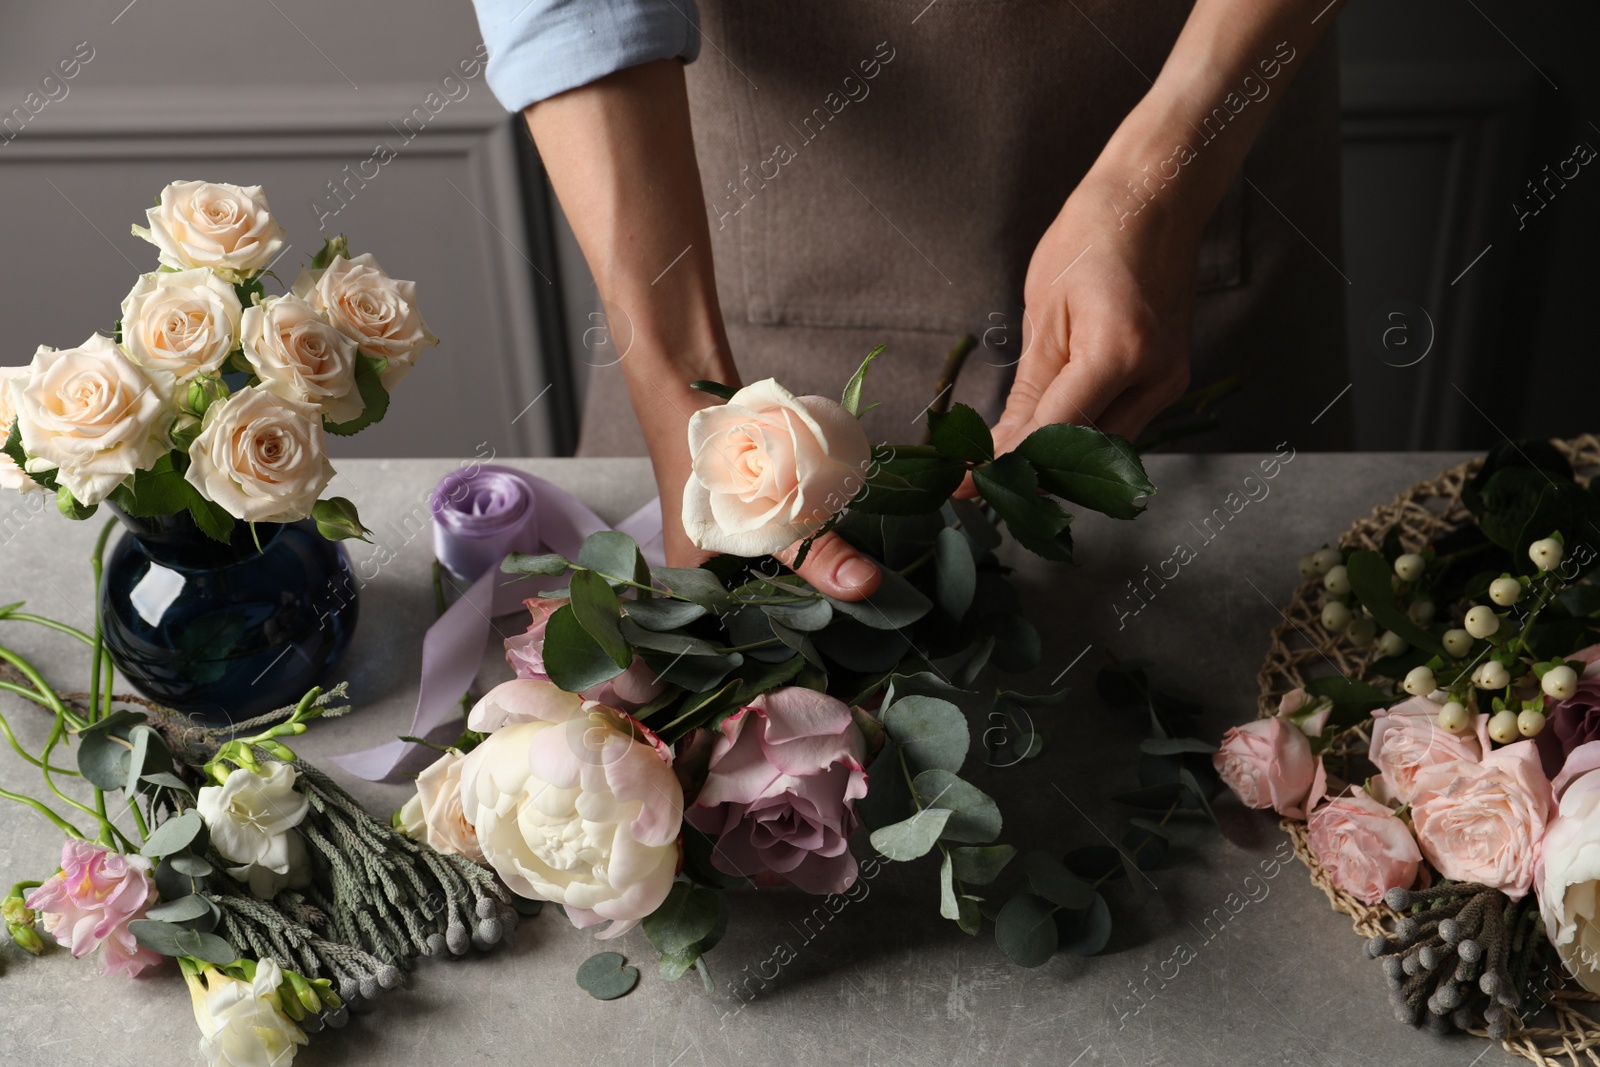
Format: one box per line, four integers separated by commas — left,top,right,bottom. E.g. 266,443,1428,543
470,0,701,112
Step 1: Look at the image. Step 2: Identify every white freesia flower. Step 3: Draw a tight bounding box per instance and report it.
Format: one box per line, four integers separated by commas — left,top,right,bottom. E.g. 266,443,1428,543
681,378,872,557
196,763,312,899
185,386,334,523
293,254,437,391
119,268,243,383
187,958,308,1067
0,367,41,494
457,679,682,939
242,295,363,424
11,335,173,506
135,180,285,281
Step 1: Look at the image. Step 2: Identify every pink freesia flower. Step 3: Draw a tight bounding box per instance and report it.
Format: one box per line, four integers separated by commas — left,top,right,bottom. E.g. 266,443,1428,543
1368,694,1489,805
25,839,162,977
1305,788,1422,904
1410,740,1553,899
1214,712,1325,819
504,597,666,712
686,687,868,894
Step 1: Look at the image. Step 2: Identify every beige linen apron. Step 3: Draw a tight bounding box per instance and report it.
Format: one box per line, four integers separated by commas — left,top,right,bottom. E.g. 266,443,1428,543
576,0,1351,455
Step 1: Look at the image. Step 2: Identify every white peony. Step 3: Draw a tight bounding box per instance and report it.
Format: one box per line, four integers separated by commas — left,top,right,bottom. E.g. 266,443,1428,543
135,180,286,281
241,295,363,424
681,378,872,557
187,958,308,1067
293,254,437,391
185,386,334,523
10,335,173,506
457,679,682,938
196,763,312,899
119,268,242,383
0,366,41,494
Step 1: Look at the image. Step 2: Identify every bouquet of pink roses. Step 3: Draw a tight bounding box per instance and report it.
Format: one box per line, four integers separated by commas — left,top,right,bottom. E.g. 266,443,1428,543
1217,440,1600,1040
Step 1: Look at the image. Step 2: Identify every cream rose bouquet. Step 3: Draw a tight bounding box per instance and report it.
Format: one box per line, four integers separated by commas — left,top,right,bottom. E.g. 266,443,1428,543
1218,440,1600,1043
3,180,437,542
393,347,1201,997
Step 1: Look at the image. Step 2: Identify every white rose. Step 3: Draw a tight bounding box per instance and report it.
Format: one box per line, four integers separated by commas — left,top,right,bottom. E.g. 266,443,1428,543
241,296,364,424
185,386,334,523
187,957,308,1067
119,268,243,383
11,335,173,506
135,180,286,281
0,367,41,494
394,794,426,839
682,378,872,556
411,749,485,864
196,763,312,899
458,679,682,939
293,254,437,391
1541,767,1600,992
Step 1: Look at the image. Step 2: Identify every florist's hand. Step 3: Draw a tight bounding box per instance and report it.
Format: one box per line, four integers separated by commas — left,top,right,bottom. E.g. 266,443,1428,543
989,174,1200,456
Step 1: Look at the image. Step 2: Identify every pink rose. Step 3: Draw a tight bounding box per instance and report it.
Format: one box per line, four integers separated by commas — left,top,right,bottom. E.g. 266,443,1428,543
504,597,666,712
1214,714,1323,819
686,687,868,894
1410,740,1553,899
25,840,161,977
1305,788,1422,904
1368,694,1489,805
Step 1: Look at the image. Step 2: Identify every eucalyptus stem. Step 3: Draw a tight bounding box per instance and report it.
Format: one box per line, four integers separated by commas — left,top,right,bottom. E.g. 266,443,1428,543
126,795,148,840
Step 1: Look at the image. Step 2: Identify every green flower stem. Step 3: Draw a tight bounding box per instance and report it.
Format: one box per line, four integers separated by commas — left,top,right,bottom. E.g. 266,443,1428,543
0,701,80,776
1,612,94,647
126,795,148,840
89,517,115,726
0,783,82,839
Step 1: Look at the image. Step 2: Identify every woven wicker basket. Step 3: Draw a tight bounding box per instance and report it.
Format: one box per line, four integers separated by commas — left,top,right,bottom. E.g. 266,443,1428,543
1254,435,1600,1067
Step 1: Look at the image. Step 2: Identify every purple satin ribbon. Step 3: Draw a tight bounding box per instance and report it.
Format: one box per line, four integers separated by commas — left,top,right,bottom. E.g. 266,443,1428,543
332,464,663,781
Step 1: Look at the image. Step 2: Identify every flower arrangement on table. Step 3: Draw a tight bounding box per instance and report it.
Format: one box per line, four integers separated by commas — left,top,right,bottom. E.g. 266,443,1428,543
1,179,435,539
392,352,1220,992
1218,440,1600,1045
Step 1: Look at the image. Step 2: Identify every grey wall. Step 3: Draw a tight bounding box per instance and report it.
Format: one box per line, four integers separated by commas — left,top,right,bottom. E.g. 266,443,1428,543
0,0,556,460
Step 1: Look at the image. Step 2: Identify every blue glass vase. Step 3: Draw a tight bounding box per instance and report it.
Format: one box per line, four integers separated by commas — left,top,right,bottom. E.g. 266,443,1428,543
99,507,359,724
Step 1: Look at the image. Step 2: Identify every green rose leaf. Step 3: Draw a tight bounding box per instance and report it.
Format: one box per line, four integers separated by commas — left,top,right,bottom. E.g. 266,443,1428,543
868,807,952,861
542,603,627,692
1344,549,1444,656
312,497,372,542
881,695,969,773
853,445,967,515
568,569,632,670
971,453,1074,561
995,893,1059,967
913,769,1002,844
1014,423,1153,520
323,355,391,436
950,844,1016,886
928,403,994,464
690,379,738,401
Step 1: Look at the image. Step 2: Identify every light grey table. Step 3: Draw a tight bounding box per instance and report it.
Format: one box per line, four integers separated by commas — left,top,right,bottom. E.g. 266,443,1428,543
0,452,1522,1067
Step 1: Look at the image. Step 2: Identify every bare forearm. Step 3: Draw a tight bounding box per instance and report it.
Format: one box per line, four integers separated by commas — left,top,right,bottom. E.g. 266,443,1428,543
1091,0,1345,235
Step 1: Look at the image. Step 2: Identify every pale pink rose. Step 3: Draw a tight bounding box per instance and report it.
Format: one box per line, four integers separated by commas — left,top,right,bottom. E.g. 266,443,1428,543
1553,740,1600,801
458,679,682,938
1411,740,1553,899
25,839,161,977
1278,687,1333,737
413,749,484,864
1214,714,1323,819
681,379,872,557
1305,788,1422,904
686,687,868,894
1368,694,1489,805
503,597,666,712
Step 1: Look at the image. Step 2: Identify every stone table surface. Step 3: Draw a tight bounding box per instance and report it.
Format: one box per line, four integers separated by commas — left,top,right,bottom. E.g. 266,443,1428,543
0,450,1526,1067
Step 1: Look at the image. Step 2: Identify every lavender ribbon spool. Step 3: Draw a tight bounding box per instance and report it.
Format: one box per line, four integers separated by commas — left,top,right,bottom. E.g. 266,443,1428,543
333,464,662,781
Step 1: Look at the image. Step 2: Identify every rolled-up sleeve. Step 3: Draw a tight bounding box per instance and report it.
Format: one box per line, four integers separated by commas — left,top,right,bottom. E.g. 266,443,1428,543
471,0,701,112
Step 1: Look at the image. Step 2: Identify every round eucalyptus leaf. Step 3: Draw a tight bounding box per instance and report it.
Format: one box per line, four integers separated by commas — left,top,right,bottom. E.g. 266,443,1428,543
868,808,952,861
995,893,1059,967
141,809,204,859
576,951,640,1000
1056,892,1113,956
912,769,1002,844
881,695,970,773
